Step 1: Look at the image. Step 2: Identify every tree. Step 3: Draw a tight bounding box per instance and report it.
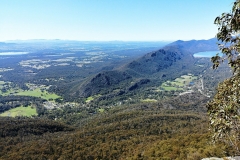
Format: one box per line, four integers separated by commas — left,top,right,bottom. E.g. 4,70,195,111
207,0,240,154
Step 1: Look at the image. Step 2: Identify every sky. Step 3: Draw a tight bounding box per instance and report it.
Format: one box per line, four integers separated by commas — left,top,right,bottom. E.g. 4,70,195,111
0,0,235,41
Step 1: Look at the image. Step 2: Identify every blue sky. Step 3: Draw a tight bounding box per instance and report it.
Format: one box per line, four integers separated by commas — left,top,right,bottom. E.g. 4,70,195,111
0,0,234,41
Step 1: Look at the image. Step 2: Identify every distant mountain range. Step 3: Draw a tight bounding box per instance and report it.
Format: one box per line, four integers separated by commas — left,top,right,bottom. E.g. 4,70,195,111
73,38,218,98
166,38,218,53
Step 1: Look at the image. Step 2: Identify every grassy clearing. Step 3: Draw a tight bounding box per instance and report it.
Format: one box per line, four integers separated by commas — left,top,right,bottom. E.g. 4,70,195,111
85,95,101,103
98,108,105,113
0,81,5,85
141,99,158,102
161,86,179,91
86,96,94,103
16,88,60,100
0,82,61,101
0,106,37,117
171,80,184,86
0,81,61,100
160,74,197,91
181,75,197,81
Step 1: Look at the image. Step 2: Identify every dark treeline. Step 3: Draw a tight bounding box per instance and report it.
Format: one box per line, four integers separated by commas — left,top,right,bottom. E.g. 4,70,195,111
0,95,45,113
0,116,74,138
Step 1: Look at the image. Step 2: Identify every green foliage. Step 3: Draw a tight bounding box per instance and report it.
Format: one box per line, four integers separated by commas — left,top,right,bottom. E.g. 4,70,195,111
213,0,240,72
208,0,240,155
207,76,240,154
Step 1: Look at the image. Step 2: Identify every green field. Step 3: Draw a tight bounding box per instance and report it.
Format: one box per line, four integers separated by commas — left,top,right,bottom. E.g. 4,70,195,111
98,108,105,113
0,106,37,117
0,82,61,100
0,81,5,85
161,86,180,91
85,95,101,103
141,98,158,102
16,88,60,100
160,74,197,91
86,96,94,103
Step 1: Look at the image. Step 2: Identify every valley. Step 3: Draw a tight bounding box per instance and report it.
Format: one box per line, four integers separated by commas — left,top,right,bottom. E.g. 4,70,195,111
0,39,234,159
0,39,229,118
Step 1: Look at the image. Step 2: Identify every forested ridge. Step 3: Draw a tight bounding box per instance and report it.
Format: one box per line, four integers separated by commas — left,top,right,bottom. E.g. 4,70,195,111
0,92,236,159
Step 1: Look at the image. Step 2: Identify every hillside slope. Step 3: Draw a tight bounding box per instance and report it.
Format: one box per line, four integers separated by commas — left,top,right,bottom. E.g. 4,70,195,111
72,38,217,98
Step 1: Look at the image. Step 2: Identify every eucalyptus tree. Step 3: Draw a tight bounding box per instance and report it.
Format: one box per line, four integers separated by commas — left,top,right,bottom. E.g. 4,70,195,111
207,0,240,154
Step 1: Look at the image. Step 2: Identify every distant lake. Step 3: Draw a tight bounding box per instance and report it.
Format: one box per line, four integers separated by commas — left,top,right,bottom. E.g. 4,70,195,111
193,51,222,57
0,52,29,55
